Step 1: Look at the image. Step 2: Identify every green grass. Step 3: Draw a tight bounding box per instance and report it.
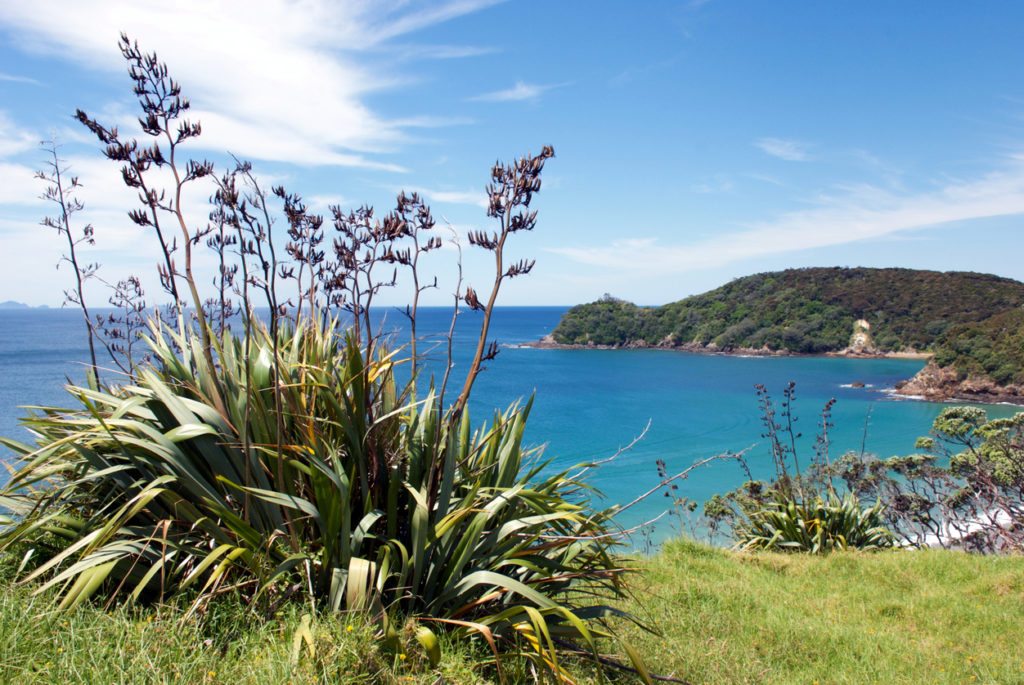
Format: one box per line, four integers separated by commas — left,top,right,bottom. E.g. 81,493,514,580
0,582,484,684
621,541,1024,685
3,542,1023,684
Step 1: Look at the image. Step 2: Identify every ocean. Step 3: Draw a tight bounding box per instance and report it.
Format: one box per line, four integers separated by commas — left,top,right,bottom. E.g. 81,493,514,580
1,306,1018,544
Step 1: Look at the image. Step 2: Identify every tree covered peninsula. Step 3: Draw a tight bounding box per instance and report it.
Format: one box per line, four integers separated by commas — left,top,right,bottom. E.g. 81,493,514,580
548,267,1024,401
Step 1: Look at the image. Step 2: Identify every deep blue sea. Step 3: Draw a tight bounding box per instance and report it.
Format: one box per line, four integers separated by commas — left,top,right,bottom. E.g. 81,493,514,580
1,307,1018,545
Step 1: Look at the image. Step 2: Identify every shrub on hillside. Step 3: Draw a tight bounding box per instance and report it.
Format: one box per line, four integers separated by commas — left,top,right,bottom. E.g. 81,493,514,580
834,406,1024,552
708,389,1024,554
735,493,893,553
932,309,1024,386
704,384,895,553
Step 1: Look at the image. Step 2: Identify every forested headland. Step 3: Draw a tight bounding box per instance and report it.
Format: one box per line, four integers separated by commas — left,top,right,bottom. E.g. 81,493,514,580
548,267,1024,400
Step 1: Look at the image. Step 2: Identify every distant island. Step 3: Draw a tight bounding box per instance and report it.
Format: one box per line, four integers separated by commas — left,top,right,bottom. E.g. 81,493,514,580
536,267,1024,403
0,301,50,310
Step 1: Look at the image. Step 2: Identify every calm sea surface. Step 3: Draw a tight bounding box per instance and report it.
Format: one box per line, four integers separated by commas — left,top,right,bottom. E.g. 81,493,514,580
1,307,1018,543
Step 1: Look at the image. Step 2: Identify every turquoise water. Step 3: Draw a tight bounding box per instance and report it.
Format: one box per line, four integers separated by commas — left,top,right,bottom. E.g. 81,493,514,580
1,307,1018,544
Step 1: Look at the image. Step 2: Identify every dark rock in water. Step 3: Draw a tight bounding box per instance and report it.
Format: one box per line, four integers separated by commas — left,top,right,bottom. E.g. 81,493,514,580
850,381,865,388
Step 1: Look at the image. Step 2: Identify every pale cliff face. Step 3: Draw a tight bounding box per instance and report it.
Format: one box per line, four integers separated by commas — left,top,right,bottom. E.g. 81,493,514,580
849,319,876,352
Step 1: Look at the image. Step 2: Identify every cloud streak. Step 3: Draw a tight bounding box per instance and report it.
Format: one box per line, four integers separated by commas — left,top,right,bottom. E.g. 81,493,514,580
403,186,487,208
690,174,734,194
755,137,812,161
468,80,564,102
0,110,40,159
0,71,40,85
548,156,1024,273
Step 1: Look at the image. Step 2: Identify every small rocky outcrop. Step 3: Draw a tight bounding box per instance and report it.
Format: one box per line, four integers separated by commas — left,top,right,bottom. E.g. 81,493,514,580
896,361,1024,403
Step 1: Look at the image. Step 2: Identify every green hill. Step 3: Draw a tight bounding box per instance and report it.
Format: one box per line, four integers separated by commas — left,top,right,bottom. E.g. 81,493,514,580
552,267,1024,355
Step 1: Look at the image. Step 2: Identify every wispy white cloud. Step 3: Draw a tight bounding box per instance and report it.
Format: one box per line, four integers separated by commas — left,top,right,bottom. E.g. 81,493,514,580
608,55,680,88
0,0,500,169
399,186,487,208
468,80,565,103
0,162,42,205
363,0,504,45
548,155,1024,273
0,71,40,85
690,174,733,194
384,43,498,61
306,194,348,214
847,147,907,190
755,137,813,161
390,114,475,129
0,111,37,158
744,172,786,187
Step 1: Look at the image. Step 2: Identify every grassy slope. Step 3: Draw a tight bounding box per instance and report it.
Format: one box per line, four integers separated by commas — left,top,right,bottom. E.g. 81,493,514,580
620,541,1024,685
2,543,1022,684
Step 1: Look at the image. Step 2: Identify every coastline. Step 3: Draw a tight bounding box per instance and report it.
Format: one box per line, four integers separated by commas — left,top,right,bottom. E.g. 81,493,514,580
893,361,1024,406
520,335,933,360
885,389,1024,406
521,336,1024,407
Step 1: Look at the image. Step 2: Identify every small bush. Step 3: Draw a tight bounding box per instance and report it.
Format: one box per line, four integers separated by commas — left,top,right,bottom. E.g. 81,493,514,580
735,493,894,553
705,384,895,553
834,406,1024,552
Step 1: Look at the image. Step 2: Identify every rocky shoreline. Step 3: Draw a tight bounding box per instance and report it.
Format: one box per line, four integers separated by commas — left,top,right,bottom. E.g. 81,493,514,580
521,335,792,356
895,361,1024,405
521,336,1024,406
522,335,929,360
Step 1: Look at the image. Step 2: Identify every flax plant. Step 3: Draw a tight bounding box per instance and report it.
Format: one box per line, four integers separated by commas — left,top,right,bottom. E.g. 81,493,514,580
706,385,894,553
1,35,662,684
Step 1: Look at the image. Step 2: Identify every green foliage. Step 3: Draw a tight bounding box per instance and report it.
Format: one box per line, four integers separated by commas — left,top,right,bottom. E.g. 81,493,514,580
703,385,894,554
734,493,894,553
829,407,1024,552
0,318,646,682
932,308,1024,386
552,267,1024,354
551,295,647,346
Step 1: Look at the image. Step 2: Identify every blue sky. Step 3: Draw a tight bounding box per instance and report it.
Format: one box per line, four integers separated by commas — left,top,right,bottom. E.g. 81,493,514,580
1,1,1023,306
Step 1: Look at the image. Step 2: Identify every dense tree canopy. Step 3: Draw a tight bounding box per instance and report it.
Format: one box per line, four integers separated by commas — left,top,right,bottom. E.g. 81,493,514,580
553,267,1024,358
933,308,1024,385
